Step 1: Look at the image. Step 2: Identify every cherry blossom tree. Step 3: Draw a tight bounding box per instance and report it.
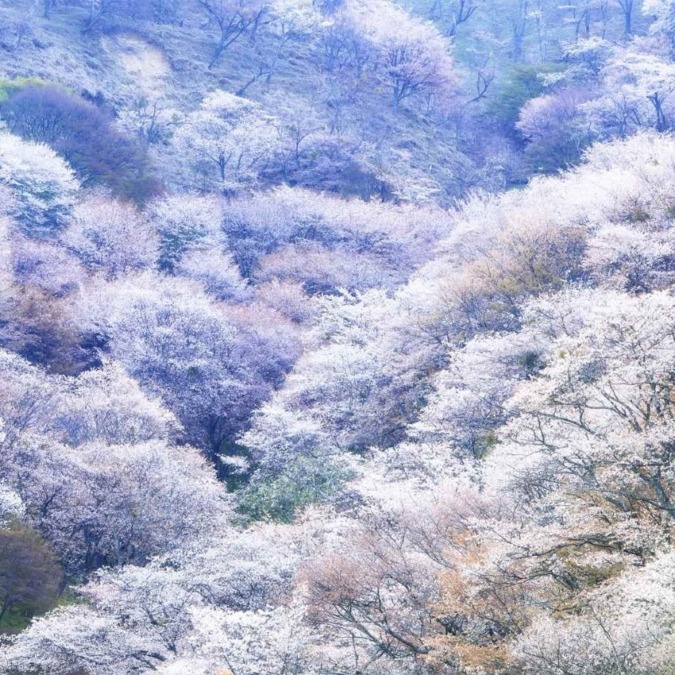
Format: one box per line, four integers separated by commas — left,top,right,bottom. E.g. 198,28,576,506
145,193,224,272
1,528,309,673
0,133,78,238
9,437,225,574
173,91,279,191
514,551,675,673
54,362,181,446
76,274,300,463
351,0,457,110
584,48,675,134
62,197,159,278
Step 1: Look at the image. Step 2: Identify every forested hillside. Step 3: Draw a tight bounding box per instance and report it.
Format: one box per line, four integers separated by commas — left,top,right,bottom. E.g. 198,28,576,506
1,0,675,673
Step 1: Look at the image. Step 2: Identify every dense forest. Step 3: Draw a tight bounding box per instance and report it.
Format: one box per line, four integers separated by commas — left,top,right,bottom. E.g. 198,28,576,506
1,0,675,672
